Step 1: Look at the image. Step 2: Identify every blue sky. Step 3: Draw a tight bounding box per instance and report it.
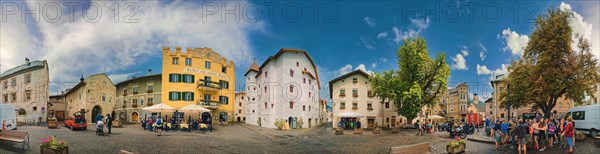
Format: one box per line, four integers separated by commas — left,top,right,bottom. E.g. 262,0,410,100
1,0,598,102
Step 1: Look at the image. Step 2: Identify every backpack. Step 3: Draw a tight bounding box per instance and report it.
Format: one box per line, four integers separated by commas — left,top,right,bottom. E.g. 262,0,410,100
156,118,162,125
548,123,555,133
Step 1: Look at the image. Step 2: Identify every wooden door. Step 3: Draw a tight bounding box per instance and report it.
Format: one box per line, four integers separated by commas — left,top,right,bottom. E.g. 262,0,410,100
55,111,65,121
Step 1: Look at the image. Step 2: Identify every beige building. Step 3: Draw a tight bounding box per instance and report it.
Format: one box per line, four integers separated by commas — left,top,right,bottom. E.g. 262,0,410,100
1,59,49,122
234,92,246,122
48,95,67,121
489,74,574,119
61,73,116,123
434,83,469,123
329,70,406,129
114,70,162,123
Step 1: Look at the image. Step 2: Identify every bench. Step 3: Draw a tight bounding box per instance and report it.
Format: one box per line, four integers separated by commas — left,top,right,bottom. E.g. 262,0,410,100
389,142,432,154
0,130,30,151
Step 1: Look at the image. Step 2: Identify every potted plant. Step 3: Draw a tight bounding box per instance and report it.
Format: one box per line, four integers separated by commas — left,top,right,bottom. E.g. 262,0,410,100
132,103,138,108
147,102,153,106
47,117,58,129
446,139,466,154
297,118,304,129
40,136,68,154
147,90,153,93
576,132,586,141
122,104,126,108
274,119,285,130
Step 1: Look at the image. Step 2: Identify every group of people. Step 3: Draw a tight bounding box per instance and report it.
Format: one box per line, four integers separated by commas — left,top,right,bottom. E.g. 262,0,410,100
95,114,113,134
141,115,213,135
141,116,164,136
488,116,576,153
337,119,361,130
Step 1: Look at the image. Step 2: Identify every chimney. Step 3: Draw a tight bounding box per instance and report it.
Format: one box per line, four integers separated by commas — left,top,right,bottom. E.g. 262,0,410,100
148,69,152,75
80,75,84,82
25,57,30,65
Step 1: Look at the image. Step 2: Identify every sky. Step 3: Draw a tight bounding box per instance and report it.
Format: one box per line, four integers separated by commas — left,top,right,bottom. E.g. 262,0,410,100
1,0,599,103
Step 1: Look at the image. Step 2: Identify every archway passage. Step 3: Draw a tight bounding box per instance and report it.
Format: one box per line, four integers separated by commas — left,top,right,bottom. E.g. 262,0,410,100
237,117,241,122
91,105,102,123
201,112,212,124
131,112,139,122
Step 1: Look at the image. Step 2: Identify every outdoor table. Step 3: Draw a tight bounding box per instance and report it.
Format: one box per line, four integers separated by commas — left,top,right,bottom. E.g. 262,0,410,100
167,123,172,129
180,124,189,130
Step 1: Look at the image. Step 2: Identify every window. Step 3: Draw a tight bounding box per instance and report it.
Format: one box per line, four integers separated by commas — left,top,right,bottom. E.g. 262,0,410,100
303,105,306,111
10,78,16,87
309,92,311,98
290,69,294,77
303,78,306,84
18,109,26,115
183,74,194,83
367,103,373,110
205,61,211,69
352,89,358,97
2,81,7,89
102,96,106,102
140,99,144,106
219,80,229,89
25,74,31,84
290,86,294,93
265,71,268,77
239,103,242,107
353,78,358,83
33,107,37,111
169,74,181,82
132,87,139,93
222,66,227,73
169,92,181,101
239,110,242,114
182,92,194,101
296,62,299,67
450,105,454,112
309,106,311,111
147,85,154,91
25,91,31,101
264,87,267,92
172,57,179,64
219,96,229,104
148,98,153,104
340,102,346,109
271,104,274,108
133,99,138,106
572,111,585,120
123,89,127,94
340,89,346,96
204,94,211,101
3,95,7,103
385,102,389,108
368,91,373,97
185,58,192,66
352,103,358,109
500,113,505,118
289,102,294,109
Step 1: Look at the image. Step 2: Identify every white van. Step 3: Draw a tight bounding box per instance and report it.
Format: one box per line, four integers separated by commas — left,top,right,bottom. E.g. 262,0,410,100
0,104,18,131
566,104,600,137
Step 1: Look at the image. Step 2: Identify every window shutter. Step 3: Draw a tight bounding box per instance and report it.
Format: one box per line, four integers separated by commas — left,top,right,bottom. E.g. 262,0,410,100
191,92,194,101
191,75,195,83
169,74,173,82
178,92,182,100
169,92,173,100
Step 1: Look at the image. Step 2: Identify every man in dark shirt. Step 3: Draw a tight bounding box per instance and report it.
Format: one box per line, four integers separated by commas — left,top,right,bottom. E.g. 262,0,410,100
516,119,528,154
105,114,113,134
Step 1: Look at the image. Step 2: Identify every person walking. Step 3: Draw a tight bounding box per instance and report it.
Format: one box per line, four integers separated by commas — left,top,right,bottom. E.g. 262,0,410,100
416,121,424,136
105,114,113,134
494,120,502,150
206,117,212,132
155,116,163,136
562,116,574,153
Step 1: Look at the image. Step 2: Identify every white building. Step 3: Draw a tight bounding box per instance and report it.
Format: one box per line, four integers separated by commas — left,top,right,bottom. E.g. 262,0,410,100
1,58,49,122
235,92,247,122
329,70,406,129
244,48,322,129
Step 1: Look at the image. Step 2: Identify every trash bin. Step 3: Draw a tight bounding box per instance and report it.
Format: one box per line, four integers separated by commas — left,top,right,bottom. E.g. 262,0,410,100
485,128,491,136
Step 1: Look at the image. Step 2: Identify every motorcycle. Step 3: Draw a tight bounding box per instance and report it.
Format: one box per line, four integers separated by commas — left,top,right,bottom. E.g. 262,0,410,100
463,124,475,134
449,127,467,139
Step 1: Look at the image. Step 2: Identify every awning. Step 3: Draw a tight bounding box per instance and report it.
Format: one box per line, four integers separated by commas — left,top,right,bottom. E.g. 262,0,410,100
428,115,445,119
337,112,363,118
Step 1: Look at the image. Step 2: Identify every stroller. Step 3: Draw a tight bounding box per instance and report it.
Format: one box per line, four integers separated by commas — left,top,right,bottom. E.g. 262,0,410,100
96,121,105,136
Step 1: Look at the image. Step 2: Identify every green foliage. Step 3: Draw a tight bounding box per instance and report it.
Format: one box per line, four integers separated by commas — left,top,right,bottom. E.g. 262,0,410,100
447,139,466,147
504,7,600,118
274,119,285,130
370,37,450,121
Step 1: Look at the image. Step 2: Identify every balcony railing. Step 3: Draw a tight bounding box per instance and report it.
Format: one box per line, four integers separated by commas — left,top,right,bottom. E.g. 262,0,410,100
198,100,221,109
197,79,222,92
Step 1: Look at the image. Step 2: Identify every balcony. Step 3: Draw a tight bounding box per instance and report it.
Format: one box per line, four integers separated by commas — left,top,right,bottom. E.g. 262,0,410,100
198,100,220,109
367,107,373,110
459,110,468,115
339,94,346,97
197,79,222,92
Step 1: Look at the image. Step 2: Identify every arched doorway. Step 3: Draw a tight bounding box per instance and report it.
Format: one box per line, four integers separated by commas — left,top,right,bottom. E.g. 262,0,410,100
91,105,102,123
309,118,312,128
237,117,241,122
131,112,139,122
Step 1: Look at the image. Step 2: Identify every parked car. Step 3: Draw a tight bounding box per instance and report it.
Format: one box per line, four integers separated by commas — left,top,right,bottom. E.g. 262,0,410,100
64,116,87,130
0,104,17,131
565,104,600,137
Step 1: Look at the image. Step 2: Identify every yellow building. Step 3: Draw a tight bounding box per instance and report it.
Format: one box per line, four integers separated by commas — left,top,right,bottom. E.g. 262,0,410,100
161,46,236,124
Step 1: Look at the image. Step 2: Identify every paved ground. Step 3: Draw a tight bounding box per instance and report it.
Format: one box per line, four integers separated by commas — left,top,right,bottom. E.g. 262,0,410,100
1,123,597,153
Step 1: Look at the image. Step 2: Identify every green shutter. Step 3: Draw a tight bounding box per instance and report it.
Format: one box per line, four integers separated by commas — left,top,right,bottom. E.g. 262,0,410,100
179,74,183,83
169,92,173,100
191,92,194,101
191,75,195,83
178,92,182,100
169,74,173,82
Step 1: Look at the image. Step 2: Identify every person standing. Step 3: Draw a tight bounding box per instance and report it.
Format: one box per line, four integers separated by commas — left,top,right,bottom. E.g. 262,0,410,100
206,117,212,132
516,119,528,154
562,116,574,153
155,116,163,136
494,120,502,150
558,118,567,149
105,114,113,134
538,118,548,151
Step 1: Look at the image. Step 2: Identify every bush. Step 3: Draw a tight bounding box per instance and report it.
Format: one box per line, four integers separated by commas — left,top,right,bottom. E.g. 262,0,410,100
274,119,285,130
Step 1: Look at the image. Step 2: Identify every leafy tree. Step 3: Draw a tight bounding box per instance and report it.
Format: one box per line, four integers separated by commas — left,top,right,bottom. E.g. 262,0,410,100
503,8,600,118
370,37,450,122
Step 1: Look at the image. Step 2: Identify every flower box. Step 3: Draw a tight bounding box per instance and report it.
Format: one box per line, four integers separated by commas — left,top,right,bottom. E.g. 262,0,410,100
353,94,358,97
335,128,344,135
41,146,68,154
353,128,363,134
132,104,138,108
446,144,465,154
146,90,153,93
113,120,123,128
576,132,586,141
122,104,126,108
147,102,153,106
133,91,138,94
339,94,346,97
123,93,127,96
373,127,382,134
391,128,400,133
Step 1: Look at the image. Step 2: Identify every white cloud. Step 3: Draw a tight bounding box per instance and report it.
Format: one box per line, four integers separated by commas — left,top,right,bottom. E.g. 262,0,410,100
478,43,488,61
355,64,374,75
492,64,508,78
460,45,469,56
392,16,430,44
359,35,376,50
500,28,530,56
476,64,491,75
107,72,138,84
338,64,353,76
451,54,468,70
364,16,377,29
0,1,265,84
380,57,388,63
371,63,377,69
560,2,599,60
377,32,388,39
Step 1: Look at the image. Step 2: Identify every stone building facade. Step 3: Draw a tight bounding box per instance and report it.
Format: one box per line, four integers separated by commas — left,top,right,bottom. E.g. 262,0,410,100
1,59,49,122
